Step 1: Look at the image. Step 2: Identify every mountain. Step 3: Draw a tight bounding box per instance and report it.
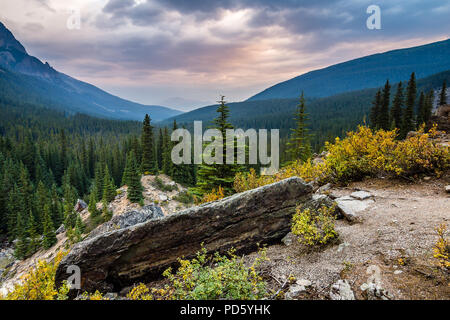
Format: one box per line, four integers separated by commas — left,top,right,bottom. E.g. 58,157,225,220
0,21,181,121
164,70,450,150
248,39,450,101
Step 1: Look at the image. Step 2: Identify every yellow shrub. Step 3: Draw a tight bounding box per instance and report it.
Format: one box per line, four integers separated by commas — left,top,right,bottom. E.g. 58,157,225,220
5,251,69,300
433,223,450,270
126,283,153,300
79,290,106,300
291,205,338,246
233,126,449,192
196,186,225,204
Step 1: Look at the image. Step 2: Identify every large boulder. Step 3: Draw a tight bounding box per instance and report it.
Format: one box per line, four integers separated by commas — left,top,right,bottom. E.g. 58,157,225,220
87,205,164,239
55,177,312,293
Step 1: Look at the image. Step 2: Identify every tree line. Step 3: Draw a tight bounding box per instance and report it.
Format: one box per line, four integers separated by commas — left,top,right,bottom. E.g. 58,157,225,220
369,73,447,138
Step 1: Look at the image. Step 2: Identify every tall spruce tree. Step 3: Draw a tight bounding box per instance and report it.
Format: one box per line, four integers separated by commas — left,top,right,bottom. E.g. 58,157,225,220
370,89,382,129
401,72,417,138
162,127,173,176
424,90,434,124
439,80,447,106
390,82,404,129
14,210,29,259
102,165,116,203
378,80,391,130
123,151,143,203
416,91,426,126
287,92,312,162
157,128,164,170
26,210,40,255
141,114,157,174
195,96,238,195
88,189,99,218
42,204,57,249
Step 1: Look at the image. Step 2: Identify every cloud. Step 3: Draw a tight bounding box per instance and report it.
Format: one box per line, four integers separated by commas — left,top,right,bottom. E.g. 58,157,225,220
2,0,449,104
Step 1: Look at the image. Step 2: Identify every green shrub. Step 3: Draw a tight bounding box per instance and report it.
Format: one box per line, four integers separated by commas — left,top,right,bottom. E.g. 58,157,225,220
162,246,268,300
173,191,194,204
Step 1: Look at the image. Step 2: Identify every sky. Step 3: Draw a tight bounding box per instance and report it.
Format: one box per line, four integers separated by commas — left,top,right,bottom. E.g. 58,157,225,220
1,0,449,111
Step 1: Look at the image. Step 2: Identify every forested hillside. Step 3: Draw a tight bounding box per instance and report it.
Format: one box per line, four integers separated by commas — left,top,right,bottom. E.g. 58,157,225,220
0,99,195,258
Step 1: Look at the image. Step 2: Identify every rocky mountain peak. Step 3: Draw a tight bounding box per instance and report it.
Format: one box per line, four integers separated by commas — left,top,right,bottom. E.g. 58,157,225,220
0,21,27,54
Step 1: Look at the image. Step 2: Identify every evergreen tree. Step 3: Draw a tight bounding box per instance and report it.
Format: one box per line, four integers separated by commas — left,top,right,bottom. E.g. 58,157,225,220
88,189,100,218
378,80,391,130
162,127,173,176
370,89,382,129
439,80,447,106
157,128,164,170
401,72,417,138
424,90,434,124
416,91,426,126
73,214,85,243
102,165,116,203
34,181,48,233
195,96,238,195
141,114,157,174
287,92,312,162
42,204,57,249
93,162,105,201
101,200,113,222
26,210,40,256
49,183,63,227
14,210,29,259
7,184,23,240
123,151,143,203
390,82,404,129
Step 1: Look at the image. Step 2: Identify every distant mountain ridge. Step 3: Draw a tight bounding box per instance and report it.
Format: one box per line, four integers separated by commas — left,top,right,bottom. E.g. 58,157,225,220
248,39,450,101
0,21,181,121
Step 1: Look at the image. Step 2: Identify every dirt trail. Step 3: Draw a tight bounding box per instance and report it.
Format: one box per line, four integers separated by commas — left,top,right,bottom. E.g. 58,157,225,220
252,177,450,299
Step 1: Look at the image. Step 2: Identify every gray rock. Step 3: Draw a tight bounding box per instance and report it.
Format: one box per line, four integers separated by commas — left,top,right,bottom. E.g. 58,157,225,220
329,280,355,300
350,191,372,200
296,279,312,287
316,183,332,194
104,292,118,300
285,284,306,299
87,204,164,239
445,185,450,193
335,196,374,222
55,177,313,293
281,232,295,246
55,224,65,235
393,270,403,275
74,199,88,212
360,282,393,300
159,194,168,202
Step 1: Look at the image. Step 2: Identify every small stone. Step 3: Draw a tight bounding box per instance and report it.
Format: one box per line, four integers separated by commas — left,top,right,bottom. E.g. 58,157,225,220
350,191,372,200
159,194,168,201
316,183,332,194
337,242,350,252
281,232,295,246
296,279,312,287
445,185,450,193
104,292,118,300
423,176,431,181
330,280,355,300
393,270,403,275
74,199,88,212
